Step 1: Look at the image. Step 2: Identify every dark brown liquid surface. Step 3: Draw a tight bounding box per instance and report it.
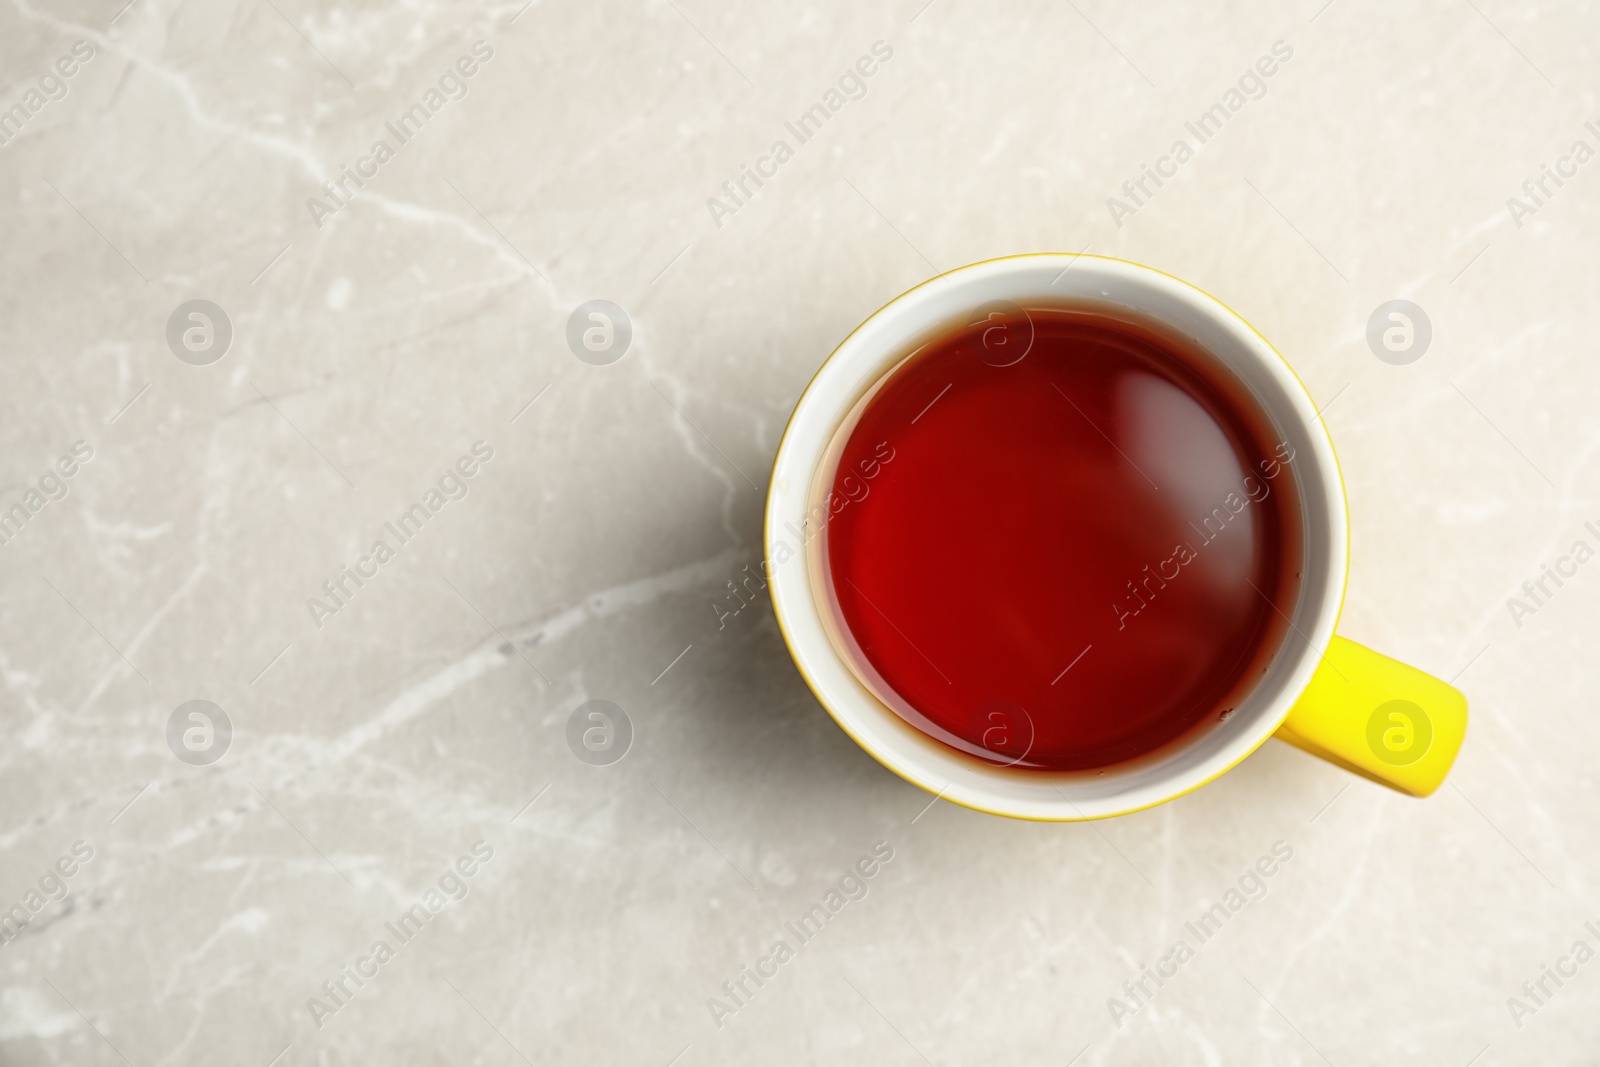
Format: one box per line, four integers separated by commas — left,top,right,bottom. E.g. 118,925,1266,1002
823,306,1300,770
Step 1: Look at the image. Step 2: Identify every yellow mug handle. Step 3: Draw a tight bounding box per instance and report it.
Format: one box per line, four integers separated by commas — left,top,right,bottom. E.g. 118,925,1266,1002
1274,636,1468,797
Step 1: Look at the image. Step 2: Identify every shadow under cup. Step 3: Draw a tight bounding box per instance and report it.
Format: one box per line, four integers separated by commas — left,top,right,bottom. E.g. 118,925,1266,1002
805,297,1314,781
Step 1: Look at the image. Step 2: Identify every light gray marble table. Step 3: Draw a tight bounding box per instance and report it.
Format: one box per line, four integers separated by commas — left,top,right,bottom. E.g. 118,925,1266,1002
2,1,1597,1064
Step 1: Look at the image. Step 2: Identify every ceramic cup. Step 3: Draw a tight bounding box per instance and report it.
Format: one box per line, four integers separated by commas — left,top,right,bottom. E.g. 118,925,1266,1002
765,254,1467,820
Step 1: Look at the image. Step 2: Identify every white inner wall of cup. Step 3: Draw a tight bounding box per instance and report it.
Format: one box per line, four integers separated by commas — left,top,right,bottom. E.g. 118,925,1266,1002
766,255,1346,820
